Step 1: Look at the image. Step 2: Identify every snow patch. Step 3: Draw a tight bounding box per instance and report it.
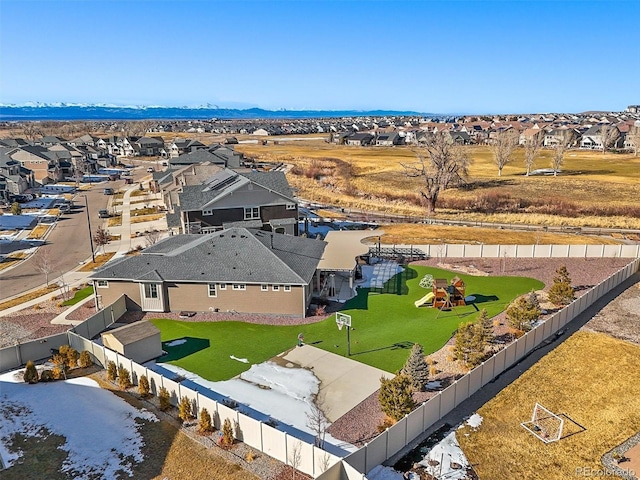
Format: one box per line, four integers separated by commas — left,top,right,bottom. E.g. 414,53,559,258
425,380,442,390
466,413,483,429
418,431,469,480
367,464,405,480
230,355,249,363
0,370,157,478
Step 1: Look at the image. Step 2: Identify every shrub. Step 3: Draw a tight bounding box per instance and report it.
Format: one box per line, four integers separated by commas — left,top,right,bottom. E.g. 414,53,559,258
138,375,151,398
377,416,396,432
220,418,234,447
506,295,541,332
51,354,68,380
401,343,430,391
478,309,493,344
548,265,575,306
159,387,171,411
39,369,55,382
429,365,439,376
106,361,117,382
66,348,79,368
118,366,132,390
454,322,486,368
58,345,70,357
198,408,214,435
23,361,39,384
178,396,194,423
378,375,415,421
79,351,92,368
245,451,257,462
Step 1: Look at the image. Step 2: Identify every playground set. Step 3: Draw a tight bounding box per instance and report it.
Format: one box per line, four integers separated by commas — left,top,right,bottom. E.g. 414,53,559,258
414,276,467,311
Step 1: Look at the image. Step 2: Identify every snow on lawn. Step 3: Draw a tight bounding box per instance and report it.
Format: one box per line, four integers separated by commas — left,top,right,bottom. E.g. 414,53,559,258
157,361,354,452
411,414,483,480
0,369,157,479
359,261,404,289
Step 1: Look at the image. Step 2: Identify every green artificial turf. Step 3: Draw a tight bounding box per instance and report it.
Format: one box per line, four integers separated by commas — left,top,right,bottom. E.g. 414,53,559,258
61,286,94,306
151,266,543,381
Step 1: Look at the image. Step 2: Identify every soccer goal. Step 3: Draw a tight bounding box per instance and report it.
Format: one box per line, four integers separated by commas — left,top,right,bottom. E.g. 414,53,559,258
521,403,564,443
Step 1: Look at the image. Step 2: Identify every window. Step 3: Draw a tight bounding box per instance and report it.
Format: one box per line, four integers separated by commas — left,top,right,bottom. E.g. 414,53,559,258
286,203,296,210
203,209,213,216
261,284,268,291
272,285,280,292
96,280,108,288
232,284,246,291
244,207,260,220
143,283,159,299
219,283,227,290
208,283,217,297
284,285,291,292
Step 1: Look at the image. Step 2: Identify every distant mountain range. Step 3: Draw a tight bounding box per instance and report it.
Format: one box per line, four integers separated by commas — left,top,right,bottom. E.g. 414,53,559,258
0,103,428,121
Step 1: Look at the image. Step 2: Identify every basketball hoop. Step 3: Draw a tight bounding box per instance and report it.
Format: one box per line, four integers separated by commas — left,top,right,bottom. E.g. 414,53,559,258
336,313,352,355
337,322,344,331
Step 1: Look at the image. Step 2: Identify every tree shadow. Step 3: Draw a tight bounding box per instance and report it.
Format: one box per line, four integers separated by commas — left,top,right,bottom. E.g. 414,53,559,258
159,337,210,361
460,179,517,191
350,340,414,356
468,294,499,304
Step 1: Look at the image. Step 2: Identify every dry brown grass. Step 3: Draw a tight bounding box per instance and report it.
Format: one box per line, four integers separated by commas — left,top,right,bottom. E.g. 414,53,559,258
27,224,50,240
457,331,640,480
0,252,28,272
107,215,122,227
0,285,58,311
130,213,164,224
78,252,116,271
235,142,640,229
378,224,624,245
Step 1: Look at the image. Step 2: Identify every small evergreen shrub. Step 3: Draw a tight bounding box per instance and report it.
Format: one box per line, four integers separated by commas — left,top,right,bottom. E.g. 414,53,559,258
159,387,171,411
198,408,214,435
23,361,39,384
378,374,415,421
106,361,117,382
220,418,234,447
401,343,430,391
39,369,55,382
118,366,132,390
79,351,92,368
178,396,193,423
548,265,575,306
66,348,79,368
138,375,151,398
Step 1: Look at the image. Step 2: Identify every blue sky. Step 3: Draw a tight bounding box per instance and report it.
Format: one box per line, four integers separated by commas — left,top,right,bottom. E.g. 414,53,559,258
1,0,638,113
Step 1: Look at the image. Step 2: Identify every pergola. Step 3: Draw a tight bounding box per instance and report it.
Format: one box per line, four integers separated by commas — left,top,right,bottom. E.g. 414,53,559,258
316,230,382,294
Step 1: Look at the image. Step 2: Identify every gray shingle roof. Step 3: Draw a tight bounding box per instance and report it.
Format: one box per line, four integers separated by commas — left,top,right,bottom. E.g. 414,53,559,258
91,228,326,285
240,171,294,199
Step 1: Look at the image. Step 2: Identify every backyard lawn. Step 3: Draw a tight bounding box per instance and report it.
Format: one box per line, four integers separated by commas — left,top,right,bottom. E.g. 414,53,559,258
151,266,542,381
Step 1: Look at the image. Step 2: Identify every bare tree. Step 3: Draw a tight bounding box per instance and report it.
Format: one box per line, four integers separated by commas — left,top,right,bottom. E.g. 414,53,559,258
144,230,162,247
627,127,640,157
551,141,568,177
21,122,44,141
523,134,543,176
288,440,302,480
306,400,330,449
33,247,57,287
401,132,471,215
599,124,619,154
491,130,519,176
93,226,110,254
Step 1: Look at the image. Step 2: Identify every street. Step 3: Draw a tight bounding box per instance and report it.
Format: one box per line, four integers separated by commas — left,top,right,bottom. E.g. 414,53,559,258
0,183,115,300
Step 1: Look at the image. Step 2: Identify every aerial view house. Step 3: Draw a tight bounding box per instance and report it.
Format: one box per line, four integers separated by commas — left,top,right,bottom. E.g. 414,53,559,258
166,168,299,235
168,139,206,157
90,228,327,317
134,136,166,156
4,145,63,184
168,144,244,169
580,124,622,149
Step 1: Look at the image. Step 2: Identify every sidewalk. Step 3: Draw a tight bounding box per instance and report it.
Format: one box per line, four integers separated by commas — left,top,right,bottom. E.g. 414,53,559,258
0,183,168,321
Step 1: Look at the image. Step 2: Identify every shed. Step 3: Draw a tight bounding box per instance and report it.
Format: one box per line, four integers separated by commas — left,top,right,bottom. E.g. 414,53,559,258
101,321,162,363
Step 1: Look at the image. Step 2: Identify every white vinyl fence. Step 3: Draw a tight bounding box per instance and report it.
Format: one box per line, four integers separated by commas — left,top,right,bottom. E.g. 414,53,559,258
319,257,640,480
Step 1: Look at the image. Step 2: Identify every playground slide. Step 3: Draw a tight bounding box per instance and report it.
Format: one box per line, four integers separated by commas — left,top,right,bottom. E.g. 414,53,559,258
414,292,435,307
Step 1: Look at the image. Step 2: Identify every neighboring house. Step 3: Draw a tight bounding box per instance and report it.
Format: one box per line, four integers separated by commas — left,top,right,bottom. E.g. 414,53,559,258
169,144,244,169
135,136,166,156
445,131,471,145
171,168,299,235
90,228,327,317
0,138,30,148
345,133,374,146
0,150,33,198
39,136,68,146
168,139,206,158
5,145,62,184
543,128,578,147
518,128,545,146
580,124,622,150
68,134,101,147
100,321,163,363
375,132,404,146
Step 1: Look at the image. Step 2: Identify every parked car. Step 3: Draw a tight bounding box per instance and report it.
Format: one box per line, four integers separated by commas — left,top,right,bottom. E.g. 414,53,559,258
58,203,70,212
146,167,155,173
103,188,114,195
98,209,110,218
